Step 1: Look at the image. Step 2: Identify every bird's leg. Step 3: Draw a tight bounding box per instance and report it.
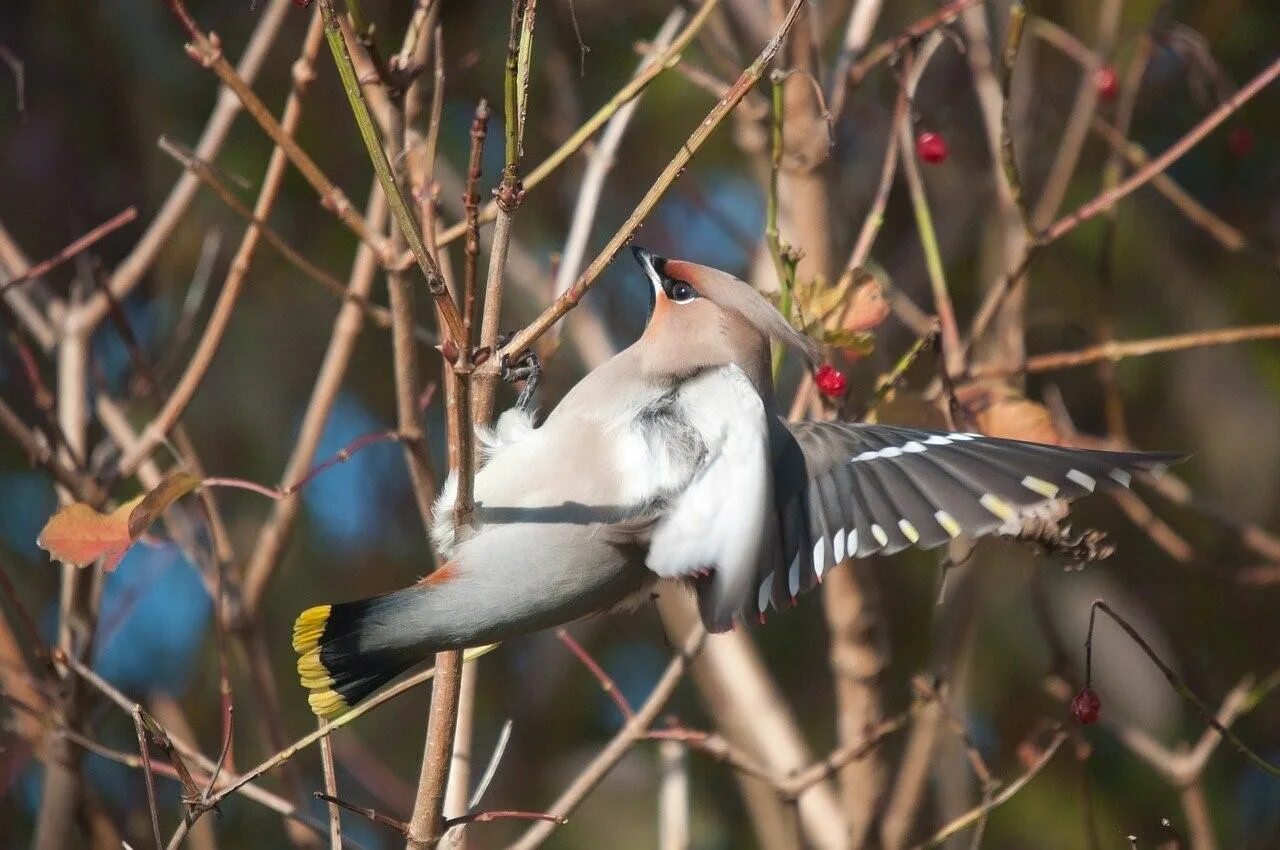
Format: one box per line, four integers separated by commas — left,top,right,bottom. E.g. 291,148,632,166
497,331,542,413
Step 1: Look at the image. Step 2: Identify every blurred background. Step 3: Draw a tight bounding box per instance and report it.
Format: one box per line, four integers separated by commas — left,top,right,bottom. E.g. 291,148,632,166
2,0,1279,847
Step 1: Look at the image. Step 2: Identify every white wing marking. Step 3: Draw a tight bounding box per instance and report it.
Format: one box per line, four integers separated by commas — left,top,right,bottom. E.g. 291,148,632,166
832,527,847,563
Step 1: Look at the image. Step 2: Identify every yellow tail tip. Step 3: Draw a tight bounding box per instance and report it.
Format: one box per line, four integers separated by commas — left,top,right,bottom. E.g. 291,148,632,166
292,604,331,654
293,605,347,718
297,648,333,688
308,687,350,719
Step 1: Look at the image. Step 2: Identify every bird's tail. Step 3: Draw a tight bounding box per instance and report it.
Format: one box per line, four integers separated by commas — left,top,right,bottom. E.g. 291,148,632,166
293,586,433,719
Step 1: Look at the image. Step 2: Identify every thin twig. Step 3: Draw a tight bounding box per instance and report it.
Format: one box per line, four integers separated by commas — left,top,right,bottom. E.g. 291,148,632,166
765,68,795,381
466,719,515,812
317,0,464,346
844,91,907,275
156,137,425,338
72,0,293,337
433,0,724,248
85,218,239,580
856,326,940,421
17,665,331,837
1029,19,1253,257
116,9,331,477
557,627,636,721
461,101,490,339
970,323,1280,378
201,430,404,503
157,0,389,266
1085,601,1280,778
0,396,106,505
191,645,497,812
445,810,565,828
1027,0,1122,228
966,55,1280,353
469,0,538,426
493,0,806,366
780,714,909,799
133,707,165,850
828,0,886,117
0,208,138,293
1090,114,1248,253
914,731,1068,848
320,722,344,849
548,10,686,356
508,626,707,850
843,0,983,90
314,792,408,835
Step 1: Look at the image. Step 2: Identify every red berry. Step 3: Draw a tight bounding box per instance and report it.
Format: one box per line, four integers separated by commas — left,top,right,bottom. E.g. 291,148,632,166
814,365,847,398
916,131,949,165
1227,126,1255,158
1070,688,1101,725
1094,66,1119,101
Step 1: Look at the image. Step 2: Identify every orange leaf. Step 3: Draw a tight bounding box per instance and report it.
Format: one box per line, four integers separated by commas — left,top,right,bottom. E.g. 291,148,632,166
37,470,202,573
979,399,1063,445
956,382,1065,445
37,496,144,572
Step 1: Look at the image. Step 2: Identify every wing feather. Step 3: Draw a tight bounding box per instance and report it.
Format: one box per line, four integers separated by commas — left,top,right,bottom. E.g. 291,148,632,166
786,421,1183,563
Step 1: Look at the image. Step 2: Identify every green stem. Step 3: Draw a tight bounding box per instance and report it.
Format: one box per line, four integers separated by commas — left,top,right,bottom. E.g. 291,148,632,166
767,70,795,381
318,0,465,346
858,326,940,421
895,44,962,377
503,1,524,169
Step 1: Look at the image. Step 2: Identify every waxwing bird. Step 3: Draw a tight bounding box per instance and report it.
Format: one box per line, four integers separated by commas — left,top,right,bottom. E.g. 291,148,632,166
293,247,1182,718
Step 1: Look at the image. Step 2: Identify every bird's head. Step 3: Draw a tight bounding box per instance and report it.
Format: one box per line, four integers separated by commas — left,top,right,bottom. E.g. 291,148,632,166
630,247,817,386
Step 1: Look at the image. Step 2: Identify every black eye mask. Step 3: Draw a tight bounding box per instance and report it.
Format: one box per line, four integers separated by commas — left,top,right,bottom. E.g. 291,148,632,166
633,246,700,317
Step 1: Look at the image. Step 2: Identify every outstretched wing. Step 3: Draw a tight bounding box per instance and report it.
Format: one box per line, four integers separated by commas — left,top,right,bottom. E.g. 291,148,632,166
645,365,780,632
760,422,1183,614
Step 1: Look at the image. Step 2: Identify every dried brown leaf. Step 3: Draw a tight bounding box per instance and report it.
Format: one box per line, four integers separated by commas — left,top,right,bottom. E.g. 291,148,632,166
127,471,201,539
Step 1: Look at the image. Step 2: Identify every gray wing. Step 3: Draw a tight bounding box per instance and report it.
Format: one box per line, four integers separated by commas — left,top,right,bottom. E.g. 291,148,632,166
762,421,1183,617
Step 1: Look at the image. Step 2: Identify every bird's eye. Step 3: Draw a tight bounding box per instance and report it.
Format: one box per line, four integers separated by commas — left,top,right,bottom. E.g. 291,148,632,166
669,281,696,303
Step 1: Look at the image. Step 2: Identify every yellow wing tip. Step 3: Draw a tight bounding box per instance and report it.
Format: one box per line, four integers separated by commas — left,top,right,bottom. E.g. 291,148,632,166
292,604,332,654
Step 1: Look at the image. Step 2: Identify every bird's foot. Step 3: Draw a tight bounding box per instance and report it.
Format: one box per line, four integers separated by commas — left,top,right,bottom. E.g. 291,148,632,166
498,333,541,413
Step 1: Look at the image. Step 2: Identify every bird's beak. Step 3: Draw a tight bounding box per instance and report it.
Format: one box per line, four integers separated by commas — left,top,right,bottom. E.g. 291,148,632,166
630,246,666,297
